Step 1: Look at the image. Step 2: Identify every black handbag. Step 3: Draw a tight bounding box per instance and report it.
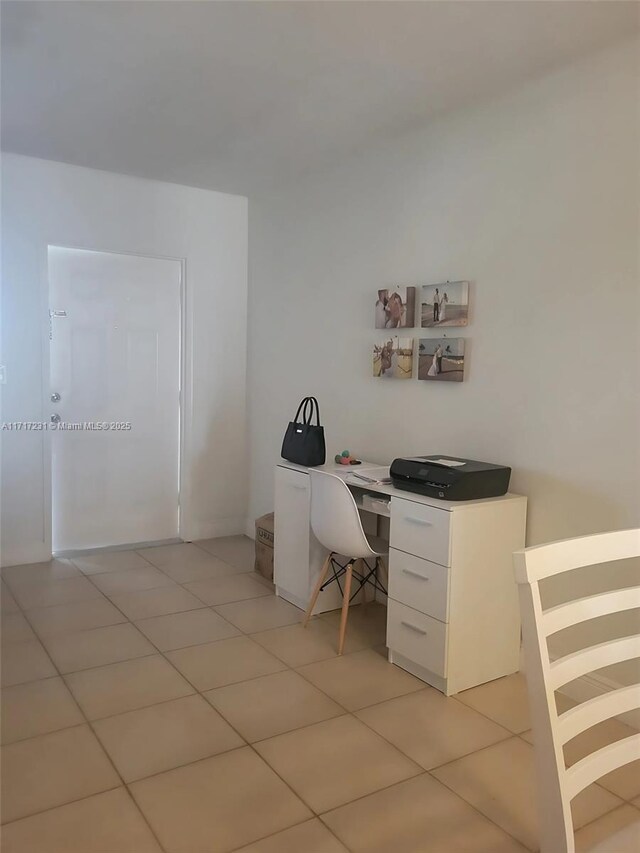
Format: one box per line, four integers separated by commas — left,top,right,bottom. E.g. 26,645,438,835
281,397,326,467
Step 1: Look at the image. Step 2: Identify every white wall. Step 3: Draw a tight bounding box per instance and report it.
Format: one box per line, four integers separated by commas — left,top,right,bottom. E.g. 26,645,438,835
247,37,639,541
246,37,640,686
1,154,248,565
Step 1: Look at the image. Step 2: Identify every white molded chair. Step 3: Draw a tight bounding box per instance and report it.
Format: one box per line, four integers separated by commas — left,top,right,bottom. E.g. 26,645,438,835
514,529,640,853
303,470,388,655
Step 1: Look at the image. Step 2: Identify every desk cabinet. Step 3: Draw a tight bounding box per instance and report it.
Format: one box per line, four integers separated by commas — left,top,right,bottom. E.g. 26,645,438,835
274,462,527,695
273,466,344,612
387,494,527,694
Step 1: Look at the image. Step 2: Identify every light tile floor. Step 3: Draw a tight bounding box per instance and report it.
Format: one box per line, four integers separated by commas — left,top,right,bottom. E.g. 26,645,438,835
1,536,638,852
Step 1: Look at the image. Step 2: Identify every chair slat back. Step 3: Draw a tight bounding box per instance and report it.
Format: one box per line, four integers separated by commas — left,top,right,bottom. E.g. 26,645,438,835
565,734,640,800
557,685,640,744
513,528,640,853
514,528,640,582
543,585,640,635
549,635,640,690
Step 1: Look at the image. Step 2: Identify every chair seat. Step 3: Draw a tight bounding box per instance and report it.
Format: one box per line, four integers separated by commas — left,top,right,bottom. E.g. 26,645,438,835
332,536,388,560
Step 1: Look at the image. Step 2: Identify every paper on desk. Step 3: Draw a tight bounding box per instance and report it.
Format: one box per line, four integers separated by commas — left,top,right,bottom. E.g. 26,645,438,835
403,457,465,467
348,467,391,484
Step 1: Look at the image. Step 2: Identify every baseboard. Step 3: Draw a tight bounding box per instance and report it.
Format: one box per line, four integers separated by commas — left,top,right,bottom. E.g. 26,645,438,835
183,517,248,543
56,538,182,558
1,518,252,566
1,541,51,568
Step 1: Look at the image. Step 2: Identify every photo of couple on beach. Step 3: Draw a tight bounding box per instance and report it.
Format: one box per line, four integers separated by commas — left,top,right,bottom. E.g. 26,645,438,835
373,337,414,379
375,287,416,329
421,281,469,328
418,338,465,382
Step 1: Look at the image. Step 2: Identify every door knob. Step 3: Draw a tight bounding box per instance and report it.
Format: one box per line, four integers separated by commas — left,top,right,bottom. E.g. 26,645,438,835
50,413,62,424
51,392,61,402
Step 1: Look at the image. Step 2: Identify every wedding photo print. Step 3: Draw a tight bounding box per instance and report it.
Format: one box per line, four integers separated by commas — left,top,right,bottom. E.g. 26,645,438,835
373,337,414,379
421,280,469,327
418,338,465,382
375,286,416,329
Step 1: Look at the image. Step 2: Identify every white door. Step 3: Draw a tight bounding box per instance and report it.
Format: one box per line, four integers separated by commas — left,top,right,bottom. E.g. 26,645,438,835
49,247,181,551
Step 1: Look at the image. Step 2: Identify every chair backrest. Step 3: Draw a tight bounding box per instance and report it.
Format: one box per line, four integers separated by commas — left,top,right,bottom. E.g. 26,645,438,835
514,528,640,853
309,470,376,559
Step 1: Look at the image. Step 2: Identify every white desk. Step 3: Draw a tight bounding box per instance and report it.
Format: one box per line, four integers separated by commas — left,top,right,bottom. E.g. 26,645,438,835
274,460,527,695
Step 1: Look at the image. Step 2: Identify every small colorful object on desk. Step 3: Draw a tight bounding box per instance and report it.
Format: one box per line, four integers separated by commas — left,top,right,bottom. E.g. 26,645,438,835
334,450,362,465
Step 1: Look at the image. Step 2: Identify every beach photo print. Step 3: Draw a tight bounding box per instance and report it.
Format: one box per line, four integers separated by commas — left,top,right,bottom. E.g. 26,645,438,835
373,337,414,379
375,286,416,329
421,281,469,328
418,338,465,382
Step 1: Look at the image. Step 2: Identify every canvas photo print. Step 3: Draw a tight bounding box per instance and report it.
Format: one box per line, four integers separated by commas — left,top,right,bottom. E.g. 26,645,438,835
418,338,465,382
375,287,416,329
373,337,414,379
421,281,469,327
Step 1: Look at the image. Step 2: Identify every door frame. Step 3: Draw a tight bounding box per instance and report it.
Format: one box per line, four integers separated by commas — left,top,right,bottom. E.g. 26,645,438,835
44,243,191,553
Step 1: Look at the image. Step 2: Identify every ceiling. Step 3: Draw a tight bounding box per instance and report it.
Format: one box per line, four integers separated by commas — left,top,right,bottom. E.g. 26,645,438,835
2,1,637,196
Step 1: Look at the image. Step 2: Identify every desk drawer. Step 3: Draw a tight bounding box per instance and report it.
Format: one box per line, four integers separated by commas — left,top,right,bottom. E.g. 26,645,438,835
388,549,449,622
387,600,447,677
390,497,451,566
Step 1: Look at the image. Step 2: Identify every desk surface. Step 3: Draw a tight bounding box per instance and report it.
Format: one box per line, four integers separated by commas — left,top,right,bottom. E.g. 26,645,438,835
277,459,525,512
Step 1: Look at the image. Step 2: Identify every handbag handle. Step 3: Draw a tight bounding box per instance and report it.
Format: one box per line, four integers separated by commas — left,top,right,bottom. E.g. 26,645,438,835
293,397,311,424
292,397,321,426
306,397,321,426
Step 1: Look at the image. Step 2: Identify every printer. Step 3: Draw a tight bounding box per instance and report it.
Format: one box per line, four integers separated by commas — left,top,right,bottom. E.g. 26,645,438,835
390,455,511,501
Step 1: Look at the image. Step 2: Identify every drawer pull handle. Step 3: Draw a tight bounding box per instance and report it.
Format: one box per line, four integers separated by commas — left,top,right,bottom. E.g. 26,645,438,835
401,620,427,636
289,485,307,491
402,568,429,581
405,517,432,527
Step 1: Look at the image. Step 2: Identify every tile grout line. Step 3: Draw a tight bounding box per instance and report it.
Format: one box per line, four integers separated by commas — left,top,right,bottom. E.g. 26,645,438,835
17,597,289,674
4,659,629,851
6,610,639,815
134,544,254,583
8,595,361,727
168,591,540,851
71,554,453,846
4,550,249,847
569,800,640,840
104,571,640,840
226,816,353,853
422,754,540,853
68,557,341,844
311,766,533,852
275,658,541,851
4,546,637,851
7,598,170,853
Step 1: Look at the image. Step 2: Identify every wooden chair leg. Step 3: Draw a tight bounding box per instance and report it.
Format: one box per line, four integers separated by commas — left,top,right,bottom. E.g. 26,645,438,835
337,562,354,655
302,553,332,627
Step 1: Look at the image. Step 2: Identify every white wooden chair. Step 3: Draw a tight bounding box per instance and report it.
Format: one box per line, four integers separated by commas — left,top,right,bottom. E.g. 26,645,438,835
514,529,640,853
